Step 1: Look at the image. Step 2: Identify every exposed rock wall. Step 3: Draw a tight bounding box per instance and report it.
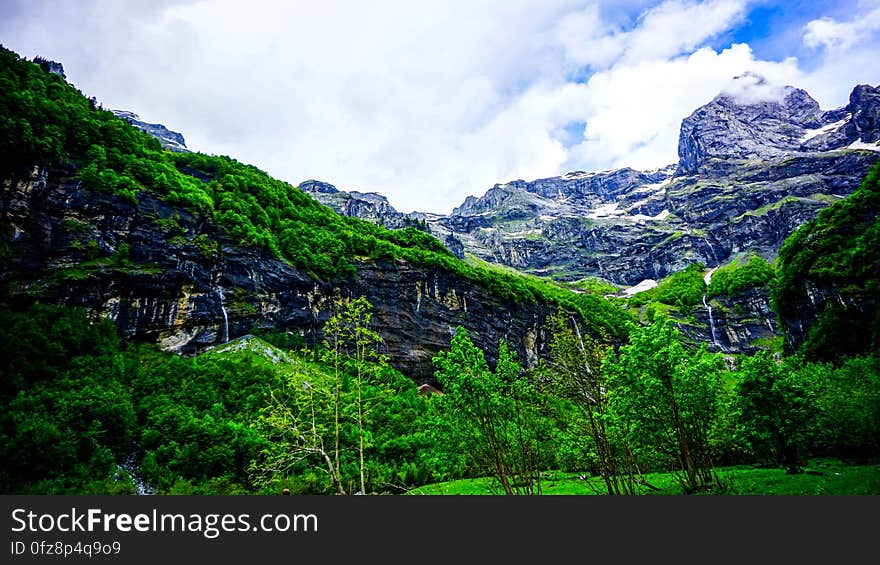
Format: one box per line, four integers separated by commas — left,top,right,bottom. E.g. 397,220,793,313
429,82,880,287
1,165,552,383
675,287,779,354
111,110,190,153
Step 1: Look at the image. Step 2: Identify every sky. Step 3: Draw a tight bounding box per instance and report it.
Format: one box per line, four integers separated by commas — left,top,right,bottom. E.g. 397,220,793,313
1,0,879,214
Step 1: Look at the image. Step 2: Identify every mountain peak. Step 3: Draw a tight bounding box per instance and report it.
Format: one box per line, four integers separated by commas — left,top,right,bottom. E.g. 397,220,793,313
111,110,189,153
676,82,879,175
718,72,794,107
298,179,339,194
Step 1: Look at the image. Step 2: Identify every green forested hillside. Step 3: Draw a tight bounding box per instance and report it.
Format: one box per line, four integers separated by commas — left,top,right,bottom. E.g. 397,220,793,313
0,45,628,342
1,46,879,495
774,161,880,361
2,301,877,495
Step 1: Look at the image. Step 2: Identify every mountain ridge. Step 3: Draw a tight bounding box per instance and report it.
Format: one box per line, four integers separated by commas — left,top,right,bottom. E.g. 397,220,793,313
300,78,879,291
0,46,628,382
8,47,877,360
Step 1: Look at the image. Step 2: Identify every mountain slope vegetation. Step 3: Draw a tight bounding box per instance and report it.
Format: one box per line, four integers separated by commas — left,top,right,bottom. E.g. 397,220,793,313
774,161,880,361
0,46,878,496
0,45,629,344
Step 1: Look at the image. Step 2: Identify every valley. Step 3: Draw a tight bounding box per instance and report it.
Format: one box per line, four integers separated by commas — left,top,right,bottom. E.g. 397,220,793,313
1,46,878,496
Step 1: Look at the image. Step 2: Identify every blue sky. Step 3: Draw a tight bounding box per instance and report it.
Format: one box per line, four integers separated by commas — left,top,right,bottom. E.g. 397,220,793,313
725,1,861,64
1,0,878,213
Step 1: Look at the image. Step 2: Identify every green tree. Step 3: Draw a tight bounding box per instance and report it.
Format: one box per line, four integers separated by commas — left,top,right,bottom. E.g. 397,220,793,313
542,309,638,494
253,364,348,494
322,296,386,494
251,296,392,495
734,352,818,474
604,317,724,492
431,327,544,495
811,355,880,459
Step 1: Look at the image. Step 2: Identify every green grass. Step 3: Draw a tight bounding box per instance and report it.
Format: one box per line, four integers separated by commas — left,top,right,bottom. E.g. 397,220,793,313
751,335,784,355
407,459,880,495
566,276,621,296
734,196,802,222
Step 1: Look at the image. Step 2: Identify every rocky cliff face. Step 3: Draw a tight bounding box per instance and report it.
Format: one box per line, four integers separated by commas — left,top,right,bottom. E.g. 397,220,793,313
675,287,779,355
1,165,551,383
677,78,880,176
111,110,190,153
431,82,880,290
299,179,427,230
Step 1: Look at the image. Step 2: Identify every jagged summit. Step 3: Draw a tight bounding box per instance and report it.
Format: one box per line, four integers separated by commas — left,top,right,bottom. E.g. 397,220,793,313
299,178,430,231
298,179,340,194
111,109,189,153
676,78,880,175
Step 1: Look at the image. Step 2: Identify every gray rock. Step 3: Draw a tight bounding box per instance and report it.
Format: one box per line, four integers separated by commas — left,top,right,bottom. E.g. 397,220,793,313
111,110,190,153
299,178,420,229
428,82,879,290
1,165,559,383
34,56,66,79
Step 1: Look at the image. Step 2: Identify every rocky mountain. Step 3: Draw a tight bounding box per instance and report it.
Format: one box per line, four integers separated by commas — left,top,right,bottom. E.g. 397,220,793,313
299,179,466,258
1,163,557,384
130,75,877,297
431,78,880,288
111,110,190,153
299,179,427,230
95,71,880,357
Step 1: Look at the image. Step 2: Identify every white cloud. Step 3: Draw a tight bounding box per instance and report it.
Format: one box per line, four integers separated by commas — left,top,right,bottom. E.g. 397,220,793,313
0,0,877,214
554,0,748,70
553,4,627,69
622,0,748,63
720,72,790,105
566,44,802,172
803,6,880,53
798,4,880,108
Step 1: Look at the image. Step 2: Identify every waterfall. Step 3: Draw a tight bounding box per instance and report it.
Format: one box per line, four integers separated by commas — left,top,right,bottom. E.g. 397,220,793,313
702,293,725,352
118,453,154,495
703,237,719,263
217,288,229,343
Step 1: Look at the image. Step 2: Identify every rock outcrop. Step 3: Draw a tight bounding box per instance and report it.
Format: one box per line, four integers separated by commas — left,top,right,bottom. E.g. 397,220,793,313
111,110,190,153
1,165,552,384
299,179,428,231
430,82,880,291
675,287,779,355
33,57,66,79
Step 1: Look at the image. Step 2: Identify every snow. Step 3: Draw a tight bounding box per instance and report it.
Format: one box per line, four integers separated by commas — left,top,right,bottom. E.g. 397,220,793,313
587,202,624,219
631,178,672,195
847,139,880,152
563,171,596,180
799,115,849,142
623,279,658,297
629,209,670,222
